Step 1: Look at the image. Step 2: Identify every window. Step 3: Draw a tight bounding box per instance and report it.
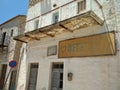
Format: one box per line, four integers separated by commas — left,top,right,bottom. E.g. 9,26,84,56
28,63,39,90
0,64,7,89
1,32,6,46
11,29,14,36
51,63,64,90
0,28,2,31
9,70,17,90
34,20,39,29
53,12,59,24
78,0,86,13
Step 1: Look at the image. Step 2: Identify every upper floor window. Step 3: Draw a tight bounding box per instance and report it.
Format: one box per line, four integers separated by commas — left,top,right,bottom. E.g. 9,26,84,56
0,28,2,31
34,20,39,29
11,29,14,37
53,12,59,24
1,32,6,46
78,0,86,13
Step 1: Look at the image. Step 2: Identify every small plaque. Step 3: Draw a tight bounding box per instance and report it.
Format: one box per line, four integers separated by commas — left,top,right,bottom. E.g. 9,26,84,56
47,45,57,56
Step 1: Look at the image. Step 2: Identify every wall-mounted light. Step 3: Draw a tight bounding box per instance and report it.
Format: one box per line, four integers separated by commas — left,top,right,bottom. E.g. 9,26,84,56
68,72,73,81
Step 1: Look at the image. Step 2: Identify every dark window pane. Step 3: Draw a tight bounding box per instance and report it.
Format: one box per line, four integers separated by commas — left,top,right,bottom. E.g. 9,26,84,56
53,12,59,23
31,64,38,68
59,81,63,88
60,73,63,80
60,64,63,69
11,29,14,36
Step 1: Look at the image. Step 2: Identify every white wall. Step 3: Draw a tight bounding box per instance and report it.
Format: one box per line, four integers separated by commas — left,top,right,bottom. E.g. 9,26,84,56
16,43,28,90
24,24,120,90
25,0,103,32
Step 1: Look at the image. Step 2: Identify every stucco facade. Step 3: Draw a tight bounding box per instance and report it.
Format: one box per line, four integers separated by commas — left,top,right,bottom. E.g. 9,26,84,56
15,0,120,90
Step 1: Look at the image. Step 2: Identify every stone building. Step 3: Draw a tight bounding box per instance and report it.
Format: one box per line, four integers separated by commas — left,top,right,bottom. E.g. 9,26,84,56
0,15,26,90
15,0,120,90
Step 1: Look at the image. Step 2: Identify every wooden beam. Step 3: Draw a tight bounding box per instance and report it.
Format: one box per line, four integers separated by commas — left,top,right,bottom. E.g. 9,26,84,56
59,24,73,32
14,38,28,43
39,30,55,37
25,34,40,40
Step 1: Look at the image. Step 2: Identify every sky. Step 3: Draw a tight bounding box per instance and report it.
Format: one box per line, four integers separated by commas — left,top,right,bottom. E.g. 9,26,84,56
0,0,29,24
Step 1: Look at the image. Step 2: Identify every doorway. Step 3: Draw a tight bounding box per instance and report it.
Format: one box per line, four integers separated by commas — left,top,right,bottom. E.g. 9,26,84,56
0,64,7,89
27,63,39,90
51,63,64,90
9,70,17,90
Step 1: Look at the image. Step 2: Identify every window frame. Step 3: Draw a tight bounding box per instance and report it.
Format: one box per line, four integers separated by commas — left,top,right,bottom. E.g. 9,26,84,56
52,11,59,24
10,29,14,37
34,19,39,29
77,0,86,13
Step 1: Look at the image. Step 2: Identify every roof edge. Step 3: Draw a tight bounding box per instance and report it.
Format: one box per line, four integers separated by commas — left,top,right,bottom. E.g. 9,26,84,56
0,15,26,26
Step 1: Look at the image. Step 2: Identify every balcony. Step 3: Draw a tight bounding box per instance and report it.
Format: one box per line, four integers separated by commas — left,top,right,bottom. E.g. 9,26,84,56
14,0,104,43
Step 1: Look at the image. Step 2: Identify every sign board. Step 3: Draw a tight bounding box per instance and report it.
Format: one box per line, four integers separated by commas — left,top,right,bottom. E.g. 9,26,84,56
58,32,115,58
9,60,17,68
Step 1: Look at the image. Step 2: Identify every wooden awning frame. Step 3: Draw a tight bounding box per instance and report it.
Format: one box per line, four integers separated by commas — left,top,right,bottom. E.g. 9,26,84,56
14,11,104,43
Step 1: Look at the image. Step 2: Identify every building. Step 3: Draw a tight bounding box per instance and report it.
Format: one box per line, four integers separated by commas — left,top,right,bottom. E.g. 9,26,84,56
15,0,120,90
0,15,26,90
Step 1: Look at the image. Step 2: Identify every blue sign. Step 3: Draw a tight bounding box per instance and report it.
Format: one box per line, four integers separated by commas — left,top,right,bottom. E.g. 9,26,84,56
9,61,17,68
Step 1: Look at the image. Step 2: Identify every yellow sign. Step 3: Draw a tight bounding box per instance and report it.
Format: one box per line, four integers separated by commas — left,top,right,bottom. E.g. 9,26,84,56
58,32,115,58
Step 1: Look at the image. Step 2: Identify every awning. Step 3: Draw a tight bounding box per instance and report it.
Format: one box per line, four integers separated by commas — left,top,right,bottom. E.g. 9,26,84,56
14,11,104,43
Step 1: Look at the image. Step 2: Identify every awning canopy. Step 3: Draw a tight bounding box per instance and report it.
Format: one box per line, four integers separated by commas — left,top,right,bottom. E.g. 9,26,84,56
14,11,104,43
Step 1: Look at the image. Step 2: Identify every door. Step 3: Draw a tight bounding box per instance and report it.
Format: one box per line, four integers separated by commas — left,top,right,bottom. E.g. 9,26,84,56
28,63,39,90
9,70,17,90
0,64,7,89
51,63,64,90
